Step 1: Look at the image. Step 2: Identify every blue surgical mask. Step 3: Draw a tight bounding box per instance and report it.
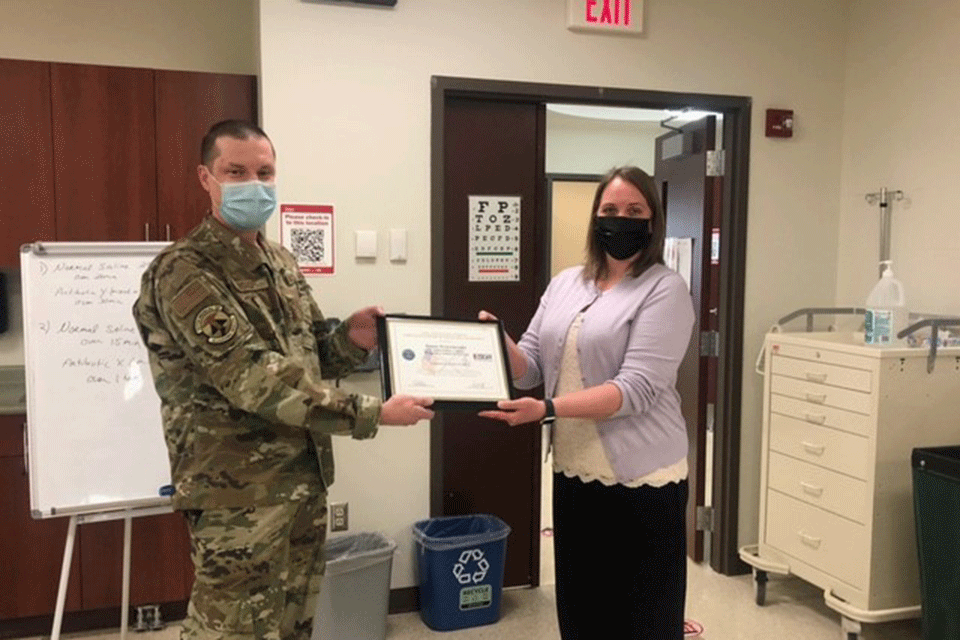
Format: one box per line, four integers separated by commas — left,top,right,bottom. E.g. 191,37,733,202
217,180,277,231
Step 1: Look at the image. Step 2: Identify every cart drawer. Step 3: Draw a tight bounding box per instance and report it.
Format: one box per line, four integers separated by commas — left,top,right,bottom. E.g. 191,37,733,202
771,356,872,393
770,394,873,438
769,413,870,479
771,374,873,415
765,490,867,589
767,451,869,524
768,341,873,371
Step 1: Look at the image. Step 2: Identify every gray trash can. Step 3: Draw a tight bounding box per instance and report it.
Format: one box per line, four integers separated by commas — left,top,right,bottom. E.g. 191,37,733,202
312,532,397,640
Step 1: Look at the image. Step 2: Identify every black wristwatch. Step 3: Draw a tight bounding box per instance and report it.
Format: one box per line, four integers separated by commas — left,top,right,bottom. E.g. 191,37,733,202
540,398,556,425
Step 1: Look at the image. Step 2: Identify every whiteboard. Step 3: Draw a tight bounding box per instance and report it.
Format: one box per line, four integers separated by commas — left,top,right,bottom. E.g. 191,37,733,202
21,242,173,518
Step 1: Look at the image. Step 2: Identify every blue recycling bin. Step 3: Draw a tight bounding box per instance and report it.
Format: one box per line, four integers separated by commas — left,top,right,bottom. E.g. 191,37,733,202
412,514,511,631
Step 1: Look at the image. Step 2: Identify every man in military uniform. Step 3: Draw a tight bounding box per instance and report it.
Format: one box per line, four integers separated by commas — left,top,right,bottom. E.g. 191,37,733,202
132,120,433,640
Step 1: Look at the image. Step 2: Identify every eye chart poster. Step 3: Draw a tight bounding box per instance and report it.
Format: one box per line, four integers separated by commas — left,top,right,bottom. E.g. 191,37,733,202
468,195,520,282
279,204,335,275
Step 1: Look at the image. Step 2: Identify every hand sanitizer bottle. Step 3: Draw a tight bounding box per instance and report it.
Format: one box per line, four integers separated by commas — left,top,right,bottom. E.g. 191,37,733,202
864,260,908,346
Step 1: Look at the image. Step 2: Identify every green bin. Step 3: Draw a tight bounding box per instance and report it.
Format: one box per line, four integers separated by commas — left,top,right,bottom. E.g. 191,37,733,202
912,446,960,640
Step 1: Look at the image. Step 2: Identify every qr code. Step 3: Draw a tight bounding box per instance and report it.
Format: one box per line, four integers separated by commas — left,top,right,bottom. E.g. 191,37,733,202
290,228,325,263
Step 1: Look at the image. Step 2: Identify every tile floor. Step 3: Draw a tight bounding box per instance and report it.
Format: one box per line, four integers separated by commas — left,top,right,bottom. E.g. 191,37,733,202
22,451,920,640
21,557,921,640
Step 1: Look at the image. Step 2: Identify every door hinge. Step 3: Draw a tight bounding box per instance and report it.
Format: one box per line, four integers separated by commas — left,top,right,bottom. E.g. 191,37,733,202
706,149,725,176
696,505,714,532
700,330,720,357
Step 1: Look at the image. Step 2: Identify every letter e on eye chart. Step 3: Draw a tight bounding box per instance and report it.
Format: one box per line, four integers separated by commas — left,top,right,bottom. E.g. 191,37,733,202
280,203,335,275
468,196,520,282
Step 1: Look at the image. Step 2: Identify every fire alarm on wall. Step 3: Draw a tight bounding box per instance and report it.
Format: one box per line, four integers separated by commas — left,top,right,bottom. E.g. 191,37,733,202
765,109,794,138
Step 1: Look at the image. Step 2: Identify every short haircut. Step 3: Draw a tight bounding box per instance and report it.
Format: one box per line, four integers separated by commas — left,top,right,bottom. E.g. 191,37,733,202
200,119,274,168
583,166,666,282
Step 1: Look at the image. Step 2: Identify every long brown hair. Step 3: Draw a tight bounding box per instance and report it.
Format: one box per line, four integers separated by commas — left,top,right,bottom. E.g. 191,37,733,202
583,166,666,282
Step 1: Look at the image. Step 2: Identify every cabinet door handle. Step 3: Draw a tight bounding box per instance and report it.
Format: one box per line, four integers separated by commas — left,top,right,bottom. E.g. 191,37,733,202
801,441,826,456
800,481,824,497
798,531,822,549
144,223,150,241
166,224,171,241
804,412,826,425
805,392,827,404
805,371,828,383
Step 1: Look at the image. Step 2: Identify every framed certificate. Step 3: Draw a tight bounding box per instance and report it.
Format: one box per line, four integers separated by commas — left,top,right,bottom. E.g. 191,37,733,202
376,314,514,411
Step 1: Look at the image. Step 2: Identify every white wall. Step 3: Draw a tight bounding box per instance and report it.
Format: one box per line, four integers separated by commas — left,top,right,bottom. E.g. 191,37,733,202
0,0,259,368
545,112,660,174
259,0,850,583
836,0,960,316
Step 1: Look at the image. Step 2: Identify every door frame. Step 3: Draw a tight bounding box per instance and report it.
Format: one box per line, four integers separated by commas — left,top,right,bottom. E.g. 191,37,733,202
430,76,751,575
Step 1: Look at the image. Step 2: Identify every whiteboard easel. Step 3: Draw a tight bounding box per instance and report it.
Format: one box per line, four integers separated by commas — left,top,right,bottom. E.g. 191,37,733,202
20,242,175,638
52,505,172,640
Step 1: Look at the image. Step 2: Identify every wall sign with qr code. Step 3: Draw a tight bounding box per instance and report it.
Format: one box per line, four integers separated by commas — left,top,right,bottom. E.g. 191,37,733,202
468,195,520,282
279,204,335,275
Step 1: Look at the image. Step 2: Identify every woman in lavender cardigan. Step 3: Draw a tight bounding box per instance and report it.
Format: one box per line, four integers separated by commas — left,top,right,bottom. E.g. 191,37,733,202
480,166,695,639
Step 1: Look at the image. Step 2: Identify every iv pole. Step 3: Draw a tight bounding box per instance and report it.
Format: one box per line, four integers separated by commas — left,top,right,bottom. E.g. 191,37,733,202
864,187,904,277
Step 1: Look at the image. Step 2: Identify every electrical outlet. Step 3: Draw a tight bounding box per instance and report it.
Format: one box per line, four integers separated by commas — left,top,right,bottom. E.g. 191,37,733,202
330,501,348,532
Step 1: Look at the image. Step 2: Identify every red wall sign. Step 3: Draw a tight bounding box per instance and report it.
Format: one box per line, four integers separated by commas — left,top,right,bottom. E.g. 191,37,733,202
568,0,643,34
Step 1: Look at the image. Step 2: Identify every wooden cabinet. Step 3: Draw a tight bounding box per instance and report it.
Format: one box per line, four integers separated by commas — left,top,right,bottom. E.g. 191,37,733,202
1,417,194,621
0,58,257,264
742,332,960,632
80,513,193,610
0,415,82,619
0,59,56,267
155,69,258,241
51,63,158,243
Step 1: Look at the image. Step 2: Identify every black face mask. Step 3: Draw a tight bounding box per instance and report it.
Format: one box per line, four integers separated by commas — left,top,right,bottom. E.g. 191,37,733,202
594,216,652,261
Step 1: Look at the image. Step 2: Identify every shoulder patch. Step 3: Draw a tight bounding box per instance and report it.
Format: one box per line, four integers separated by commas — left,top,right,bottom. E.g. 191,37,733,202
172,279,211,318
194,305,239,344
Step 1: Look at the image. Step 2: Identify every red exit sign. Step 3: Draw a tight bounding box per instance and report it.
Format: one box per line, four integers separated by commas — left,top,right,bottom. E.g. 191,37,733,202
568,0,643,35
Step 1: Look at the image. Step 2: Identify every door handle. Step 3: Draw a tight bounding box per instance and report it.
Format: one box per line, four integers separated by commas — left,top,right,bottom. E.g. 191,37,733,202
144,223,150,241
801,441,826,456
804,372,828,383
798,531,822,549
166,224,171,242
800,481,824,497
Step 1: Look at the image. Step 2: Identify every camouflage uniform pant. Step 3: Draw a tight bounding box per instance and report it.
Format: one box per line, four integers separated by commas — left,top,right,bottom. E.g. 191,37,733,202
181,494,327,640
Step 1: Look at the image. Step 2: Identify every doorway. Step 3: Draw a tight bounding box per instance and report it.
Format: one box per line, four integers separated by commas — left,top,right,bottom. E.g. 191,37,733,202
430,76,751,580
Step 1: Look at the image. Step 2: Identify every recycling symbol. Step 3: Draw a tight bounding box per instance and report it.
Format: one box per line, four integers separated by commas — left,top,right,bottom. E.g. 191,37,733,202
452,548,489,585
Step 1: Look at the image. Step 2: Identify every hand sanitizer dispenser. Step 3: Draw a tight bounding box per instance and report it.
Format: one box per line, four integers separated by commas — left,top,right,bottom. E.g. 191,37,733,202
864,260,908,345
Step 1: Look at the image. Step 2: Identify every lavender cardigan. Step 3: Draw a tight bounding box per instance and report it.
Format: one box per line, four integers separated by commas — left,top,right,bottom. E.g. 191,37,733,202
514,263,695,482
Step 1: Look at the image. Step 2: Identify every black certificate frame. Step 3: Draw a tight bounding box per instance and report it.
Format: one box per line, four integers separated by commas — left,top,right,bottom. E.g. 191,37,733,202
376,314,515,411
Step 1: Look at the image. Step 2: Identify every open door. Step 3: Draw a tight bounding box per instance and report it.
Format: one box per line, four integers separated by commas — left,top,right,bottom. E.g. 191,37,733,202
433,77,752,579
654,116,722,563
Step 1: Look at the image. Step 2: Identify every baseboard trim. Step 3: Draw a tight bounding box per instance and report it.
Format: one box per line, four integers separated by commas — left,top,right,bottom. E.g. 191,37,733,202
388,586,419,614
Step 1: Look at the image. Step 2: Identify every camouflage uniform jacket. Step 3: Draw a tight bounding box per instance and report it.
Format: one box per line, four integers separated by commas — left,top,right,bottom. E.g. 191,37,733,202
132,216,380,509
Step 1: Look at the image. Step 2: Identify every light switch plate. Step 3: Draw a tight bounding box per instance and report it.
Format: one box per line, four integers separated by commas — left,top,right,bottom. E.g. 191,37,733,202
355,230,377,259
389,228,406,262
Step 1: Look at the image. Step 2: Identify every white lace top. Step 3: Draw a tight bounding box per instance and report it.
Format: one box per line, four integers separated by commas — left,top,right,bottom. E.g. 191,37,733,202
552,312,687,487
